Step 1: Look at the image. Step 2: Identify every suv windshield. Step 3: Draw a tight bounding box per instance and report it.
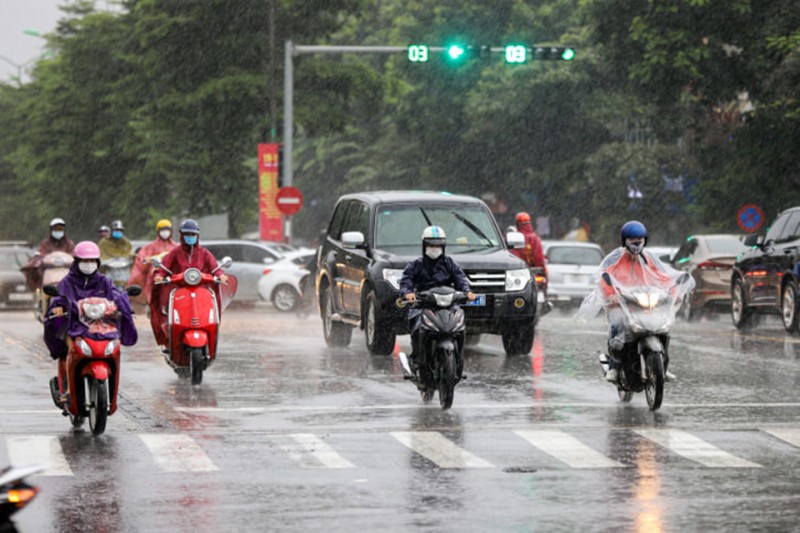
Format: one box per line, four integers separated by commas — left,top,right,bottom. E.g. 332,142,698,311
375,203,502,256
547,246,604,265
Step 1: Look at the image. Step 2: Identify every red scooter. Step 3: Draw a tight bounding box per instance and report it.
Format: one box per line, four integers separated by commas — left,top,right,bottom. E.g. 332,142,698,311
152,257,235,385
44,286,140,436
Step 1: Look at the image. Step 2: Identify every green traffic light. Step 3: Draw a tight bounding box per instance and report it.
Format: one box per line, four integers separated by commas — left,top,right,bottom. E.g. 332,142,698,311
447,44,466,60
561,47,575,61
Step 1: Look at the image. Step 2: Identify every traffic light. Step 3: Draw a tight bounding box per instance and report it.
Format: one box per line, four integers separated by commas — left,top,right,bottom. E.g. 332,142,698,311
445,43,469,63
533,46,576,61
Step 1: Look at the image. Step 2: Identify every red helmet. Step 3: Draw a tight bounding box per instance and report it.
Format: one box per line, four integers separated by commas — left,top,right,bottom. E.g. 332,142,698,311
74,241,101,260
515,212,531,224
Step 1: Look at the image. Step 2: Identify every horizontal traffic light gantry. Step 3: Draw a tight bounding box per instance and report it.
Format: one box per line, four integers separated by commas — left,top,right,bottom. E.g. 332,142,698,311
406,43,576,64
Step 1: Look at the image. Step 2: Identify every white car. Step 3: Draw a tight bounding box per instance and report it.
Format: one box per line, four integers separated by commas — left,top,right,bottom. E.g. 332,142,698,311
542,240,605,309
256,250,316,312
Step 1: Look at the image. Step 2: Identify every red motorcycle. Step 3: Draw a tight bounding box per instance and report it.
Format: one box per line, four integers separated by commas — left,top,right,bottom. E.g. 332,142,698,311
153,257,235,385
44,286,140,436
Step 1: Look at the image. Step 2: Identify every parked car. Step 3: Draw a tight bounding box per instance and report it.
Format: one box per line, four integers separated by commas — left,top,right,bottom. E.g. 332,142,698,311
542,240,605,310
671,234,747,320
0,246,35,307
257,249,317,312
316,191,537,356
731,206,800,331
647,245,679,263
203,239,284,301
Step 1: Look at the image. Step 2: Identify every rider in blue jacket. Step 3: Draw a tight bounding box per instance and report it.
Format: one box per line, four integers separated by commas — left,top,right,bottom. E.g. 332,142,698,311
399,226,475,368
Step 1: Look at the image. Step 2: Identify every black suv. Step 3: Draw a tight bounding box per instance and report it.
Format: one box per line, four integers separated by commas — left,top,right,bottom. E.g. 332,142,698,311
731,206,800,331
316,191,537,355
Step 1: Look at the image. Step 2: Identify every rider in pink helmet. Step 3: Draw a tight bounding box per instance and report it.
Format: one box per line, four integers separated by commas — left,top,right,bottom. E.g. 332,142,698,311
74,240,101,260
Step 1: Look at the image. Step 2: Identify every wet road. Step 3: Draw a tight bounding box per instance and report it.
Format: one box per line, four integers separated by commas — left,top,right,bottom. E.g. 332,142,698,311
1,306,799,531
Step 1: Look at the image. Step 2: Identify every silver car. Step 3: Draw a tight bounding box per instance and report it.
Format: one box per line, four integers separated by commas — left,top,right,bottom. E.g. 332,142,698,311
203,239,287,301
542,240,605,309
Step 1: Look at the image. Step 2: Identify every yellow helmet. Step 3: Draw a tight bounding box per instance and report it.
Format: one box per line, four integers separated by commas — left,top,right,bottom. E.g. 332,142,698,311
156,219,172,231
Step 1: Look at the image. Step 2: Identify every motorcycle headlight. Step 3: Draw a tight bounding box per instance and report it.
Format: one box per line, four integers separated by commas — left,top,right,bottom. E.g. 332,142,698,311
383,269,404,290
635,293,660,309
184,268,202,286
505,268,531,292
104,339,120,355
434,293,454,307
83,301,108,321
77,338,93,355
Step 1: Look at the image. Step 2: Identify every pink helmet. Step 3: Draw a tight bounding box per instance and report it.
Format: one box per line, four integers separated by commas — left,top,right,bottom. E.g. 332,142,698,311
74,241,101,260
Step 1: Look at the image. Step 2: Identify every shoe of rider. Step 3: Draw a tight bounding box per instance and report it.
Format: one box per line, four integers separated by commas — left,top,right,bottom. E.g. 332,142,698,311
606,368,619,383
665,370,676,382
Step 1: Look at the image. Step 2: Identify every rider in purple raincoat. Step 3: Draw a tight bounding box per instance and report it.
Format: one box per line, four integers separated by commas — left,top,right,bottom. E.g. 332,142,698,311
44,241,137,360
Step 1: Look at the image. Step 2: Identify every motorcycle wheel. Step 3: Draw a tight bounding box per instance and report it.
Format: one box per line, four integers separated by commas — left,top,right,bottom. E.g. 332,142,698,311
190,347,204,385
617,388,633,403
644,352,665,411
438,349,457,410
87,378,108,436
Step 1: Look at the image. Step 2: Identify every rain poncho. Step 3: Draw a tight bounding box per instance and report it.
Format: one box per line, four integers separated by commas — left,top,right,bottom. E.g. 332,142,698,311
98,236,133,261
579,247,695,337
510,220,546,270
44,262,138,359
128,237,178,304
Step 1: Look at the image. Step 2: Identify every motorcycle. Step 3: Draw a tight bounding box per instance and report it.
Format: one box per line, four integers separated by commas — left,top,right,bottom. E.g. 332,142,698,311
0,464,44,531
32,251,72,323
44,285,141,436
398,286,468,410
100,256,133,289
531,266,552,323
152,257,235,385
598,271,691,410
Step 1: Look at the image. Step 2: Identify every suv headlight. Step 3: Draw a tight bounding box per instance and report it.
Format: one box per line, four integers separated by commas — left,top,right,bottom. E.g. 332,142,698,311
383,269,404,290
505,268,531,292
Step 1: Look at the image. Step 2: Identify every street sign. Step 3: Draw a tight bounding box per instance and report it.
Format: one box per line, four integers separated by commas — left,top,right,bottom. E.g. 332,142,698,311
275,186,303,216
737,204,764,233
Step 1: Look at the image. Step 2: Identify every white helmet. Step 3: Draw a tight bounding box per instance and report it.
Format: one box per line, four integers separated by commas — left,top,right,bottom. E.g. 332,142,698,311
49,217,66,227
421,225,446,244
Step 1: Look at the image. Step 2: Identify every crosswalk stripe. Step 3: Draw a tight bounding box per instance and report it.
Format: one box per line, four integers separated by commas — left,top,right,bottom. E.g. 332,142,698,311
762,428,800,448
391,431,493,469
138,434,218,472
513,429,625,468
5,435,73,476
278,433,355,469
634,429,760,468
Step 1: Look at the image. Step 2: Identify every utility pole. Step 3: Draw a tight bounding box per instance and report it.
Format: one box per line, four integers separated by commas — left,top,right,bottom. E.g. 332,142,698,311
268,0,277,141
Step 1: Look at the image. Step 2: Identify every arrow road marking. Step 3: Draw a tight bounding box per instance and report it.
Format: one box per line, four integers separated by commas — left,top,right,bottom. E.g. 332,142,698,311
5,435,73,476
634,429,760,468
278,433,355,469
391,431,493,469
513,429,624,468
138,434,218,472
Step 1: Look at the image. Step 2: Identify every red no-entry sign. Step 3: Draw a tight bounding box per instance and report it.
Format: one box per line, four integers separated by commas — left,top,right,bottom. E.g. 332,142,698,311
275,186,304,216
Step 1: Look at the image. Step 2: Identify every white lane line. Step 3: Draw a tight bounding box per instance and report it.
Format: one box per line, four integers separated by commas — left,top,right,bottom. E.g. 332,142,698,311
138,434,218,472
278,434,355,469
513,429,624,468
762,428,800,448
634,429,760,468
391,431,493,469
5,436,73,476
174,402,800,414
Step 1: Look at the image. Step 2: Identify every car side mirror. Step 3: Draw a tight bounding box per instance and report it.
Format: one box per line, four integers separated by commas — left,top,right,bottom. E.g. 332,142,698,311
43,284,59,297
743,233,761,247
506,232,525,250
262,257,275,265
126,285,142,297
342,231,366,250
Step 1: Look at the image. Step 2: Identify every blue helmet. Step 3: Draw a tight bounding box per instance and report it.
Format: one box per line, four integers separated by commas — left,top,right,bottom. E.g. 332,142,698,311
620,220,647,246
179,219,200,234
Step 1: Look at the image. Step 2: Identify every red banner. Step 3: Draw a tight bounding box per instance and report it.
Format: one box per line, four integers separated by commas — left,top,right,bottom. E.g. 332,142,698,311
258,143,283,241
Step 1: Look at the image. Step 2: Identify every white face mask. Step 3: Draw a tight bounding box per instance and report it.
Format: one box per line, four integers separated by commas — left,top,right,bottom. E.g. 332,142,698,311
625,239,645,255
425,247,443,260
51,230,65,240
79,261,98,275
159,229,172,240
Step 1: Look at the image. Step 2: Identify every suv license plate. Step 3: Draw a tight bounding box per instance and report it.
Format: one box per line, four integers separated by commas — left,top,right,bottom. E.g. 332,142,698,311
465,294,485,306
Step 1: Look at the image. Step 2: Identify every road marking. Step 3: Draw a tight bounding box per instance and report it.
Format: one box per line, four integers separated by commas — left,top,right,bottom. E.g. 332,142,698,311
138,434,218,472
762,428,800,448
633,429,760,468
278,433,355,469
5,435,73,476
391,431,493,469
513,429,624,468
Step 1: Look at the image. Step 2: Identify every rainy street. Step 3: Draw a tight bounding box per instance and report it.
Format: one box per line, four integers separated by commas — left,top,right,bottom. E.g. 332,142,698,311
1,306,799,531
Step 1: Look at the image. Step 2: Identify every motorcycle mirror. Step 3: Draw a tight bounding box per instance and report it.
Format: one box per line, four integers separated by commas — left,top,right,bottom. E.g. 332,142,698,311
676,273,690,285
43,284,59,297
219,256,233,269
151,257,163,268
126,285,142,297
601,272,612,286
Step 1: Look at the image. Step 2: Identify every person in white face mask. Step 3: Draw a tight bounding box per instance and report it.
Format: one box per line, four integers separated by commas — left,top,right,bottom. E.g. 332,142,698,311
398,226,476,369
128,219,178,306
37,218,75,255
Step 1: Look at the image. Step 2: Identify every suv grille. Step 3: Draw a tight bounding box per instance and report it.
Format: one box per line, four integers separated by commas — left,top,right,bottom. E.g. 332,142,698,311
467,271,506,293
